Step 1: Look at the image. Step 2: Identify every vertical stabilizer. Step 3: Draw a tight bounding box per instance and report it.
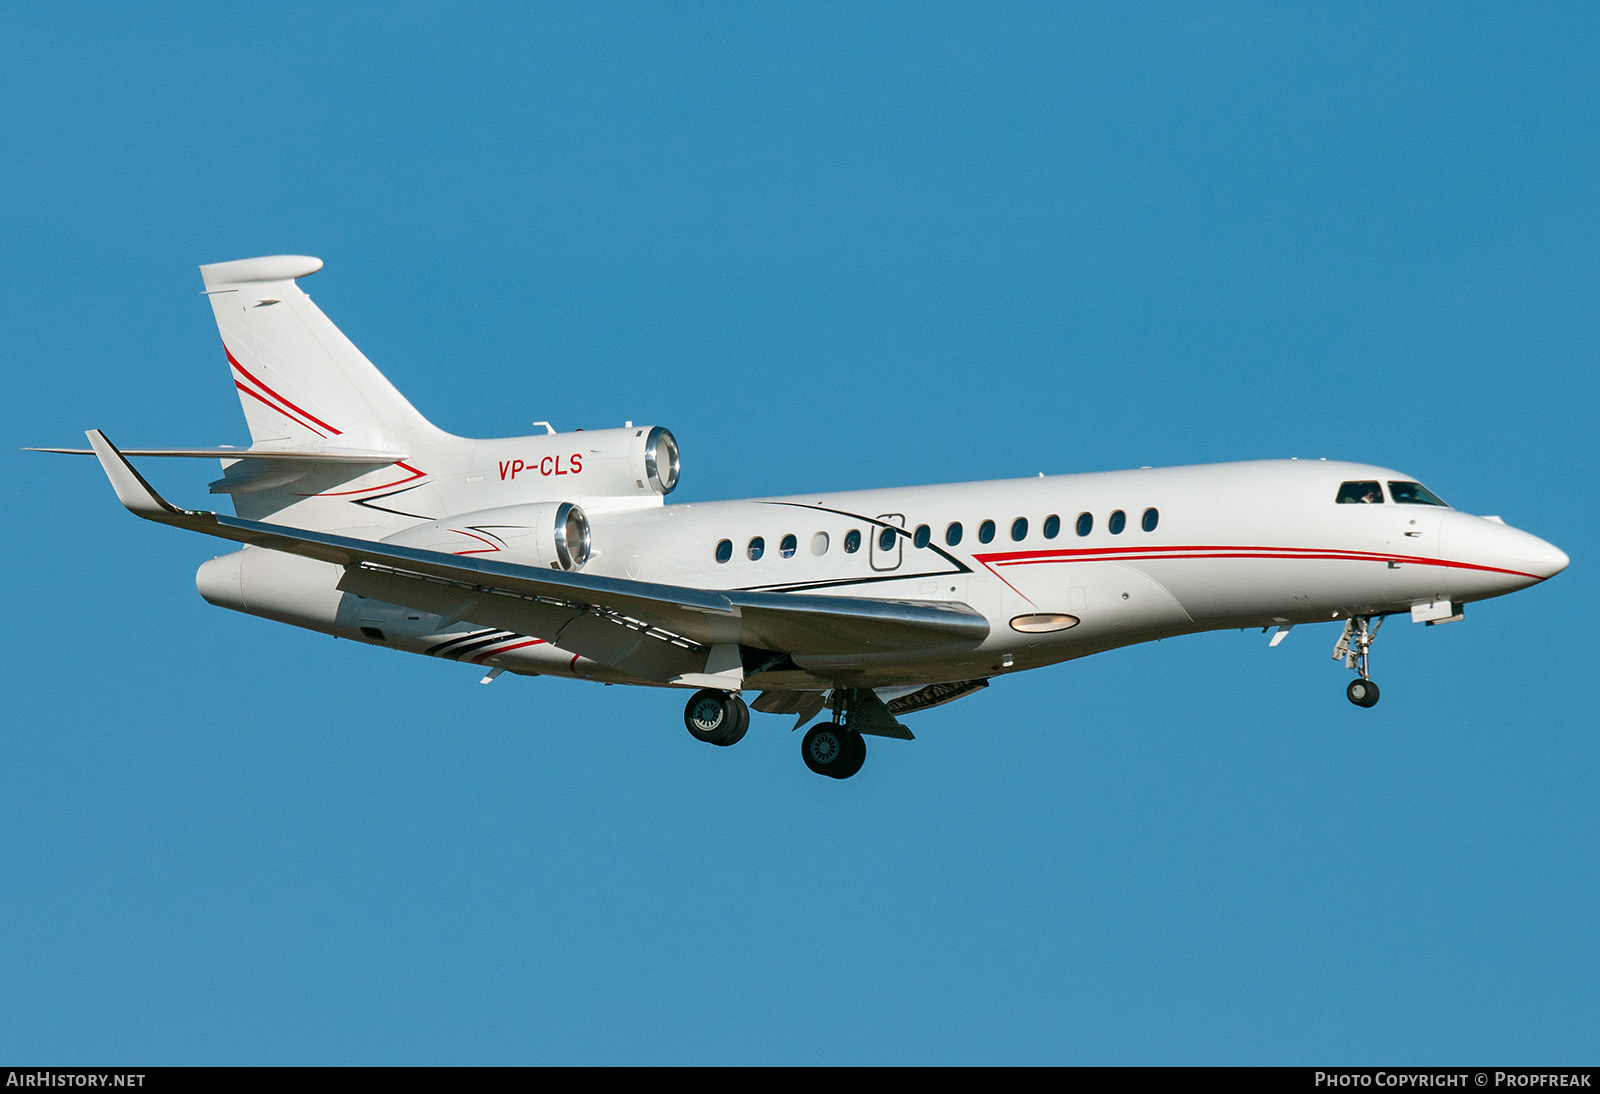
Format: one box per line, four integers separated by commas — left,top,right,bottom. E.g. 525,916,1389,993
200,255,446,451
199,256,451,533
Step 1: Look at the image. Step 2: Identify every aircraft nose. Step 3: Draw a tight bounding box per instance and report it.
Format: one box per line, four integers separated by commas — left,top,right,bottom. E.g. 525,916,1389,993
1447,517,1569,584
1526,537,1570,581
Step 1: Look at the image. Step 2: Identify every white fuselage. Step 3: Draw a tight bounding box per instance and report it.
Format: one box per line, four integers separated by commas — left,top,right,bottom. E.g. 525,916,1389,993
197,457,1567,691
64,253,1573,780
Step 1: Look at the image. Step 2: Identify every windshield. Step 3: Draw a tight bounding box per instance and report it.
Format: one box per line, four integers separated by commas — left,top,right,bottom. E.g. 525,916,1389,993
1388,481,1449,507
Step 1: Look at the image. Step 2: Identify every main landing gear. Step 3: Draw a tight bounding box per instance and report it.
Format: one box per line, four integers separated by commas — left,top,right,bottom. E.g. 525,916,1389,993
801,722,867,780
679,687,875,779
683,688,749,746
1333,615,1383,708
800,691,870,780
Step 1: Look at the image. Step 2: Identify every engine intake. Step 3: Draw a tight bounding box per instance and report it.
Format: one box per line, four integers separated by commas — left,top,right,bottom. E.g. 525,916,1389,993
551,501,591,570
490,425,681,501
643,426,679,495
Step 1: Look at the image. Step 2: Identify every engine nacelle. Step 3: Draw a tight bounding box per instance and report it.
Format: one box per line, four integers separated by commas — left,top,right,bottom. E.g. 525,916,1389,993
492,425,680,500
383,501,592,570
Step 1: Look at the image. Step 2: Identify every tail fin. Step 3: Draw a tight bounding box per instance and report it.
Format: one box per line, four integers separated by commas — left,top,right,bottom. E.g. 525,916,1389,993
200,255,447,451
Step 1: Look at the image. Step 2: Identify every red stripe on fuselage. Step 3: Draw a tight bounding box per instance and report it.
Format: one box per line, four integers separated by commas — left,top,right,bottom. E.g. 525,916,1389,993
971,545,1539,581
449,529,502,556
299,461,427,497
469,638,547,663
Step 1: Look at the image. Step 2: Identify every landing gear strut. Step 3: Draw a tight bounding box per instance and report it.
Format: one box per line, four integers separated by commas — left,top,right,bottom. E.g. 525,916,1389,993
683,688,749,746
800,690,869,779
1333,615,1383,708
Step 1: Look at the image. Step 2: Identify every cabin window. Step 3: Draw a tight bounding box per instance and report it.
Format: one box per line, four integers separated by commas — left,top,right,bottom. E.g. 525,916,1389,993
946,522,963,546
1337,481,1384,504
1141,507,1159,532
1109,510,1126,535
978,520,996,544
878,527,897,551
780,533,798,558
913,524,931,549
1389,481,1449,507
715,539,733,563
1011,517,1028,542
748,536,765,561
810,532,830,556
1043,514,1060,539
1076,512,1093,537
844,529,861,553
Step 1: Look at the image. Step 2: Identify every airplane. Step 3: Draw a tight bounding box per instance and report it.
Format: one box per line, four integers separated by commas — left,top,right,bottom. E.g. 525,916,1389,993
35,254,1570,779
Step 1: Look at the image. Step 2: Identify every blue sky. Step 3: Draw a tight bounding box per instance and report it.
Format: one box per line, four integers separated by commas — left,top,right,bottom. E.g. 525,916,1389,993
3,3,1596,1064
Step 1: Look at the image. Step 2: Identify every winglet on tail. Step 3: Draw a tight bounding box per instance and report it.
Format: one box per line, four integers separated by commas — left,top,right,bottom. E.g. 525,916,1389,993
85,430,194,522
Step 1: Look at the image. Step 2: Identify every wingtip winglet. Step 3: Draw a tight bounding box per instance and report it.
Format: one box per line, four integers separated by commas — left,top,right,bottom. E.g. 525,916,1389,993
85,429,186,521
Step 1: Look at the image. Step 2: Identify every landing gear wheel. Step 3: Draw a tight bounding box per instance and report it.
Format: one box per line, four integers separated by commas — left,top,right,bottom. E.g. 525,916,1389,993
684,689,749,746
801,724,866,779
1346,678,1380,708
836,730,867,779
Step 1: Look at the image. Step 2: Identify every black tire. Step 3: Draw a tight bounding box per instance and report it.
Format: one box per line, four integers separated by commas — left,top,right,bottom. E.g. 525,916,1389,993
684,689,749,745
833,730,867,779
801,724,866,779
1346,679,1380,708
714,699,749,746
801,724,845,776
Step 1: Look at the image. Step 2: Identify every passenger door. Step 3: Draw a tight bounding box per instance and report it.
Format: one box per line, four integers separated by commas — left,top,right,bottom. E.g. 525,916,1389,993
870,513,904,572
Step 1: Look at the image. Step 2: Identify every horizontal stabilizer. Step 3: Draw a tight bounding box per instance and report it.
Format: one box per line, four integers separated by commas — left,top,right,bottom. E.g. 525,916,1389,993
27,445,406,463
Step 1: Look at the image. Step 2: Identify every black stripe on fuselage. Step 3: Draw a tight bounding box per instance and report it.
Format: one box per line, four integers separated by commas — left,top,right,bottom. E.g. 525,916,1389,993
445,633,530,660
732,501,973,593
351,482,434,521
424,629,505,657
734,570,966,594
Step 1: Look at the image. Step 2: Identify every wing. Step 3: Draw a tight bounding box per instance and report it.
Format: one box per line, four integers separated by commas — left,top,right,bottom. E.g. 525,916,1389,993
85,431,989,679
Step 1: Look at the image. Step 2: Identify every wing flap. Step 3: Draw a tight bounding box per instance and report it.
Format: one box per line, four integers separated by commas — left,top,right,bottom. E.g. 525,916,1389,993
337,565,709,681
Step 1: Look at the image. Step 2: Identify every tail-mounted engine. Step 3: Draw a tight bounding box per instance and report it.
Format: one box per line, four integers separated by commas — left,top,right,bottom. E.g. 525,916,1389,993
494,425,679,500
384,500,592,571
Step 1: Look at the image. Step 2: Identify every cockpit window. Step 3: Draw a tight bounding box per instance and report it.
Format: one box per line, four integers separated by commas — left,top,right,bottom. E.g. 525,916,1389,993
1389,481,1449,507
1336,481,1384,505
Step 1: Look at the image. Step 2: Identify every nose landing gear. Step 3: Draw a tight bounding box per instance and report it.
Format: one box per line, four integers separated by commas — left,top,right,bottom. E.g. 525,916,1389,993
1346,677,1380,708
1333,615,1383,707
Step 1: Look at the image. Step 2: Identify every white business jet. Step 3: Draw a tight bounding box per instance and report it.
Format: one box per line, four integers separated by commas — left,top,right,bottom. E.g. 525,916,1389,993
38,256,1569,779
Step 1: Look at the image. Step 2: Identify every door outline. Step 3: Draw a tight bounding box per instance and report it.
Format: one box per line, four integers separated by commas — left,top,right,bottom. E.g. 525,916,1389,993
870,513,905,572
